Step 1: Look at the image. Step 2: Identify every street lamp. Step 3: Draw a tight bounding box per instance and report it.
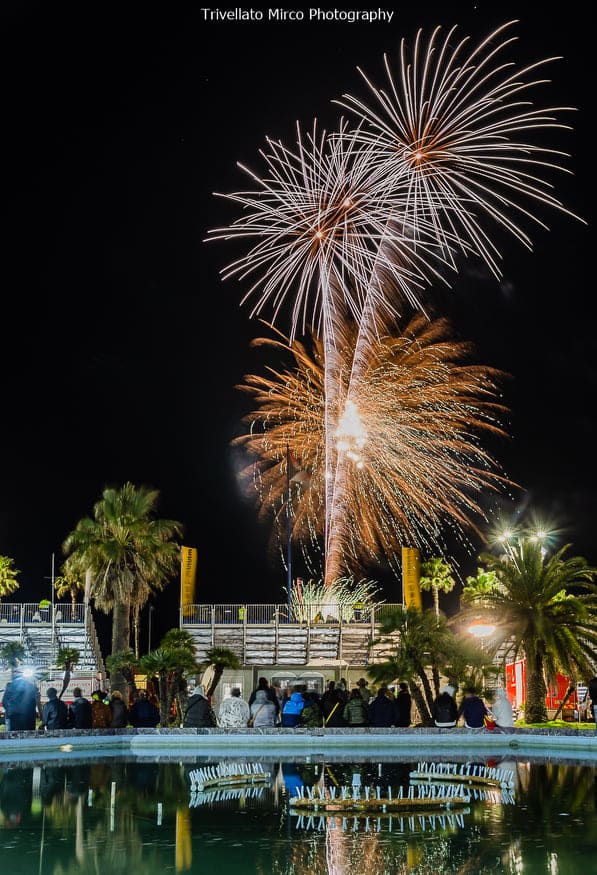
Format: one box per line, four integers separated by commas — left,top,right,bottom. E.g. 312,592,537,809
467,621,497,639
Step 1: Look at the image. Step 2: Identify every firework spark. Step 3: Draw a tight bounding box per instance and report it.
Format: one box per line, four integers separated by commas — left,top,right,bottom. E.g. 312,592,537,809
233,317,509,579
208,119,452,340
337,21,581,276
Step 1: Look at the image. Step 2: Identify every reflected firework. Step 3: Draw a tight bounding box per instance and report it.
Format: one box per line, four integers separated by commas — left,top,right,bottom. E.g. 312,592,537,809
234,317,509,579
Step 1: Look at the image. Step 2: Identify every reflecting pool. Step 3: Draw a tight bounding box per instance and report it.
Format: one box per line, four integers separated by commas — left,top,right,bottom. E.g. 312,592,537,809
1,753,596,873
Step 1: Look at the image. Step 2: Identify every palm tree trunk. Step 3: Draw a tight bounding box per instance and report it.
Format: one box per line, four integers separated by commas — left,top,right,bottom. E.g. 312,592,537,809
433,586,440,619
206,665,223,699
553,684,575,721
133,605,140,659
409,681,431,725
525,652,548,723
110,600,131,695
431,664,441,697
158,671,169,726
415,662,436,719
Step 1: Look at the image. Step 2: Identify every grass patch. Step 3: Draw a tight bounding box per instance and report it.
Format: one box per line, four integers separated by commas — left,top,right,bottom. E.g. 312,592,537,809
516,719,594,730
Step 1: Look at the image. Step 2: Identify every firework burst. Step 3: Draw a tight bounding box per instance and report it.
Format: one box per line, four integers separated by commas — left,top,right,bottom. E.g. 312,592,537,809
233,317,509,579
337,21,581,276
208,119,452,340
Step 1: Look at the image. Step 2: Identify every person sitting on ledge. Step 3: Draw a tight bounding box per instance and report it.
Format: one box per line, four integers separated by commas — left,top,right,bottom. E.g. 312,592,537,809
459,687,488,729
218,688,250,728
248,677,280,719
249,689,277,728
491,688,514,728
432,685,458,728
183,684,217,728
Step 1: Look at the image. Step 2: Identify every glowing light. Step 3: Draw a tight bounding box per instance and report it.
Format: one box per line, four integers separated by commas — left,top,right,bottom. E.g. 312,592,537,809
536,530,547,540
21,667,35,678
234,316,508,578
468,622,497,639
334,399,368,461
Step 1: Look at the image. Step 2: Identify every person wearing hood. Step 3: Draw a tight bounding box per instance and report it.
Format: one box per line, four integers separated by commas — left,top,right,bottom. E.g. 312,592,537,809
492,688,514,728
249,689,277,727
183,685,217,728
248,677,280,718
432,685,458,728
281,689,305,727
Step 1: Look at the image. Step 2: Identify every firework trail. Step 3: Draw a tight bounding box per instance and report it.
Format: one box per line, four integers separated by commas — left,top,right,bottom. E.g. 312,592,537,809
337,21,581,277
214,23,577,579
234,317,509,579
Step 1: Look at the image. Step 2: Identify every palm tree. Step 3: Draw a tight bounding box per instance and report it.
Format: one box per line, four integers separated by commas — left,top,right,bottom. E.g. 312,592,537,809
368,607,493,724
105,649,140,697
202,647,240,698
420,557,456,618
63,482,182,693
55,647,80,698
0,641,26,674
54,563,85,615
140,643,198,726
0,555,20,600
461,541,597,723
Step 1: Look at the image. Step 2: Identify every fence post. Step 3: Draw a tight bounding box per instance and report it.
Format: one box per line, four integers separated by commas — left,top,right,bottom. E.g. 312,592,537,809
211,606,215,648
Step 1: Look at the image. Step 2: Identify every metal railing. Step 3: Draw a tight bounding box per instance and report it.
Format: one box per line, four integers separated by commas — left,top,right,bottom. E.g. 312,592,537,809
181,603,402,626
0,603,86,625
0,602,104,677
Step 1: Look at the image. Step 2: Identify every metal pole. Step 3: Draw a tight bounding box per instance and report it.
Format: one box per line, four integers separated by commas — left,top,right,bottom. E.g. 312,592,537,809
148,605,153,654
51,552,56,663
286,443,292,621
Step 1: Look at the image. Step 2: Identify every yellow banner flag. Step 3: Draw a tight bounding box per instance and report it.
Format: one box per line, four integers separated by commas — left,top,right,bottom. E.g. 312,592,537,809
402,546,422,610
181,546,198,616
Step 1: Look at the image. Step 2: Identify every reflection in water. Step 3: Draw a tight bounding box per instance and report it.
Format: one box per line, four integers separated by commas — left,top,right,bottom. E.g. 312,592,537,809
0,756,596,873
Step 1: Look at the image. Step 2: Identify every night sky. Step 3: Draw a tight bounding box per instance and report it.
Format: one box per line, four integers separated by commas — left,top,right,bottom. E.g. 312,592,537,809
0,2,593,649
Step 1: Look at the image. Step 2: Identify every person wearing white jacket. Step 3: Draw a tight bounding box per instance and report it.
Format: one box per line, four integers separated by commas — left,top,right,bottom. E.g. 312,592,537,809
492,688,514,728
218,688,250,728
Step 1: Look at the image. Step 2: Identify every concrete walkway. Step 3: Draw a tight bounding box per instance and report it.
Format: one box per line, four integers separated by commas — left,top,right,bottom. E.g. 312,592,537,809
0,726,595,762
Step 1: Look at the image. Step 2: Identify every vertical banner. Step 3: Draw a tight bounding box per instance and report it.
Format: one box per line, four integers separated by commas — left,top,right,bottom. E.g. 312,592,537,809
402,547,422,610
180,546,198,617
